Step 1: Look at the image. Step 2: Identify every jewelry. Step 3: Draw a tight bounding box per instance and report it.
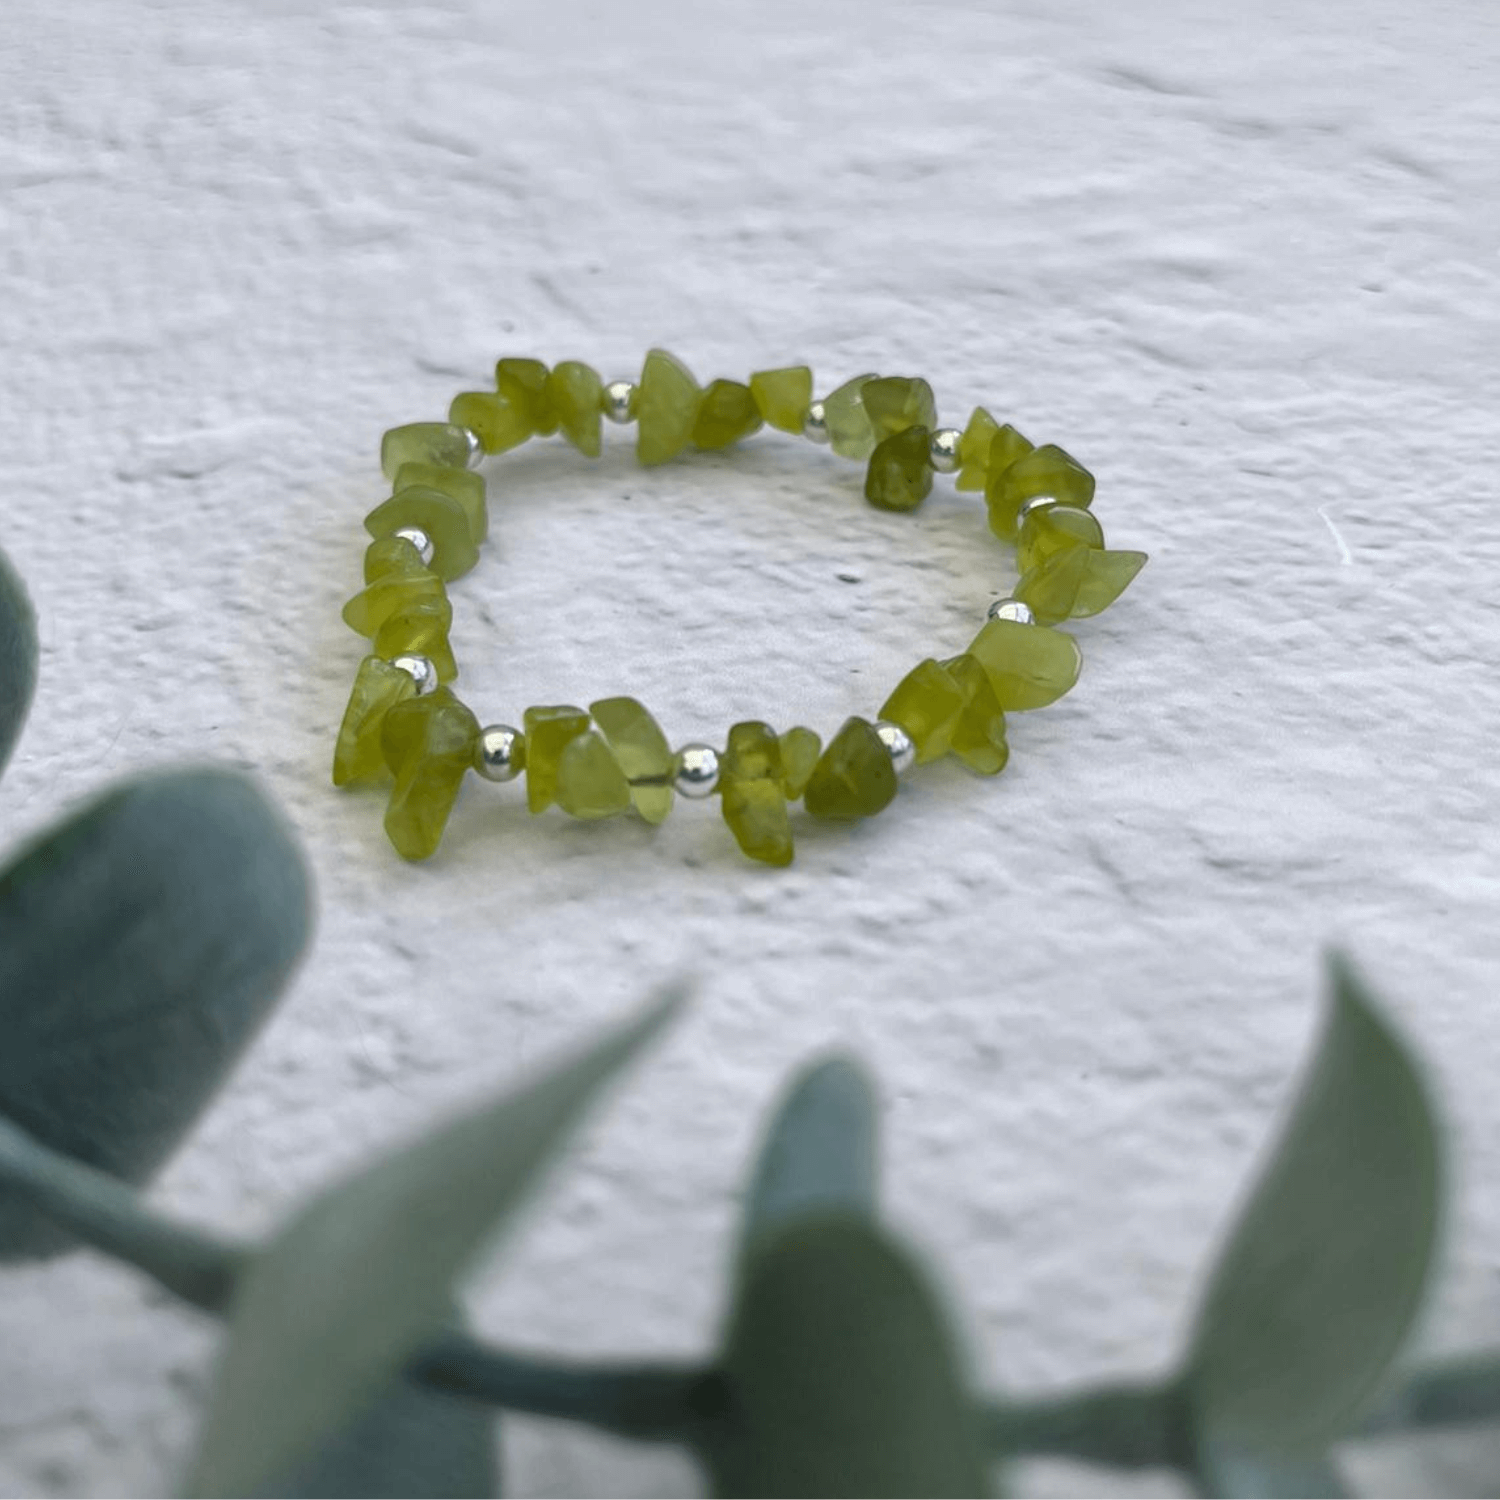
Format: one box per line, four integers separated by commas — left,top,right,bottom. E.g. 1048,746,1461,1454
332,352,1147,865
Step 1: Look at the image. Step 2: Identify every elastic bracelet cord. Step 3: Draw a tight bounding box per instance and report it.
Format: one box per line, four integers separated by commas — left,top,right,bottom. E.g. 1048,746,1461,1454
332,351,1147,865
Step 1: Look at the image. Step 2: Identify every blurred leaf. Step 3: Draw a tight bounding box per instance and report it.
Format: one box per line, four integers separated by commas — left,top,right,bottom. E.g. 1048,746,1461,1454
1184,952,1441,1453
261,1320,499,1499
1191,1437,1348,1497
0,769,311,1259
736,1053,877,1266
0,545,38,782
703,1214,989,1498
181,987,685,1499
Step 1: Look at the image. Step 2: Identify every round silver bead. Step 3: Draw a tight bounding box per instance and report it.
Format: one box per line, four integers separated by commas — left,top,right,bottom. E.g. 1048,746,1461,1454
602,380,637,424
874,720,916,776
673,743,721,798
392,526,435,567
928,427,963,474
802,401,830,444
986,598,1036,625
391,654,439,696
474,724,524,782
459,426,484,469
1016,494,1060,525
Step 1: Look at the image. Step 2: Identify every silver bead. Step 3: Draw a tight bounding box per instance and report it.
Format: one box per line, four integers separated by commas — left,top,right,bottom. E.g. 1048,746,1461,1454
460,426,484,469
392,526,435,567
391,654,439,695
474,724,523,782
874,720,916,776
928,427,963,473
673,743,720,798
1016,494,1059,525
802,401,830,444
602,380,637,424
986,598,1036,625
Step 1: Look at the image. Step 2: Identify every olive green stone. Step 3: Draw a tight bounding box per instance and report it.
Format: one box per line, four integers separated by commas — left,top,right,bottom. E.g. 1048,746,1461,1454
373,597,457,683
691,379,763,450
365,487,480,582
495,357,559,436
332,656,417,786
363,534,426,582
343,552,446,637
859,376,937,440
449,391,531,456
380,422,475,480
522,705,591,814
822,372,879,459
966,617,1082,711
1016,503,1105,575
636,348,702,466
749,366,813,434
590,695,674,824
1073,548,1148,617
722,720,783,783
547,361,604,458
555,730,632,820
380,688,480,861
879,658,965,764
939,654,1010,775
954,407,1001,492
803,716,898,821
720,722,793,866
721,780,794,866
864,425,934,512
394,461,488,544
777,726,822,799
1014,543,1091,626
986,442,1094,541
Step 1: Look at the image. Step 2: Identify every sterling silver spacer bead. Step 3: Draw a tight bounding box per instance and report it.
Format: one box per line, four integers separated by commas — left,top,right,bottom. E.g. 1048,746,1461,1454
392,526,435,567
802,401,830,444
928,427,963,473
1016,494,1060,525
987,597,1036,625
460,426,484,469
602,380,637,424
673,743,721,798
391,654,439,695
474,724,524,782
874,720,916,776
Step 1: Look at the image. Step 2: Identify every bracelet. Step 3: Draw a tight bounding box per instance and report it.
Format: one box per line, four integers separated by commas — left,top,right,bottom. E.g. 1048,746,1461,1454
332,351,1147,866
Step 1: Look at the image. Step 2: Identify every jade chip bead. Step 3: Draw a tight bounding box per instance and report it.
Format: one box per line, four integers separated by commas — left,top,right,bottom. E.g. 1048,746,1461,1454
749,366,813,434
865,425,934,512
636,348,702,466
859,376,937,440
803,717,898,821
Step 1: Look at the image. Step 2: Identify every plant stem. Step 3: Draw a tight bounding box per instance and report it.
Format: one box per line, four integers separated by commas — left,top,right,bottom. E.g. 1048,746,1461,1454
983,1378,1188,1470
0,1115,245,1312
409,1332,723,1442
1357,1355,1500,1437
7,1117,1500,1455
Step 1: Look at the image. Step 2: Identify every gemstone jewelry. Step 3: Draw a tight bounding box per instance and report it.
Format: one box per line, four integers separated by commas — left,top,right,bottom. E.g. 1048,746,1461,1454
332,351,1147,865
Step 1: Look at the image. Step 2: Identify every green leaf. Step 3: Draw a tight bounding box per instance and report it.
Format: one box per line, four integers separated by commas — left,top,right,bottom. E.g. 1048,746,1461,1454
181,988,685,1499
0,769,311,1259
260,1321,498,1498
737,1053,877,1265
703,1215,990,1498
1191,1438,1349,1497
0,545,37,783
1184,952,1442,1453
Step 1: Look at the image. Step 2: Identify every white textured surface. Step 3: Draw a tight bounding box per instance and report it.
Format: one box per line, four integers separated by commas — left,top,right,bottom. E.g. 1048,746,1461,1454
2,3,1499,1494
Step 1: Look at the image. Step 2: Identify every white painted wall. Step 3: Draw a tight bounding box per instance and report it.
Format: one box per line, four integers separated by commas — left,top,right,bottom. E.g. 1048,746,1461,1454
1,2,1497,1492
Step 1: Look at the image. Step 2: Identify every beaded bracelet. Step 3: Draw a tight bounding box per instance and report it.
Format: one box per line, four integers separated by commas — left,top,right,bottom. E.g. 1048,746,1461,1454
332,351,1147,865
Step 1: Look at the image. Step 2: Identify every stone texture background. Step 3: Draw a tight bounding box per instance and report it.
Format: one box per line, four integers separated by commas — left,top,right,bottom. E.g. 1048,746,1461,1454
1,1,1498,1494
